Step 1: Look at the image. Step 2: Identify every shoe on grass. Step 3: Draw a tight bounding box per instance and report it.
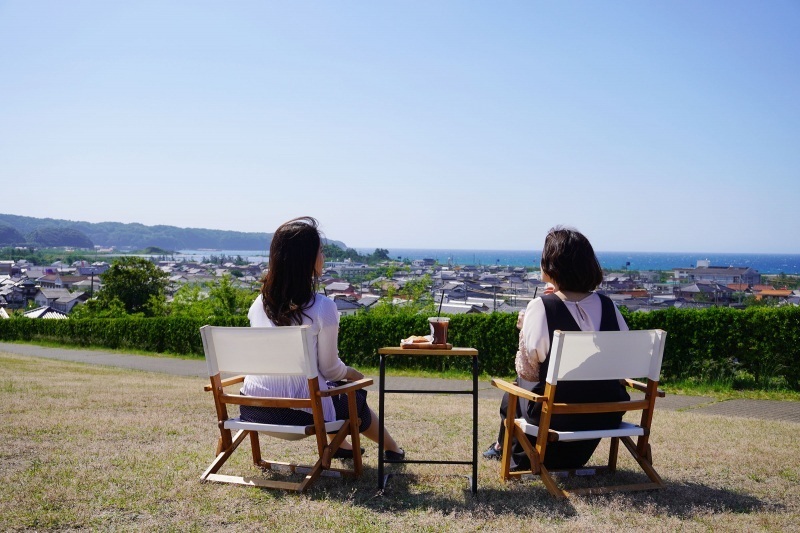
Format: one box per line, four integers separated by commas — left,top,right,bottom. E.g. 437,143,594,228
333,447,365,459
384,448,405,462
482,443,502,460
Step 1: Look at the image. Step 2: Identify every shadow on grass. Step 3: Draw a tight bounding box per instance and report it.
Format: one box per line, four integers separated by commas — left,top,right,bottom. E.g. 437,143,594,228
623,481,779,517
290,468,775,520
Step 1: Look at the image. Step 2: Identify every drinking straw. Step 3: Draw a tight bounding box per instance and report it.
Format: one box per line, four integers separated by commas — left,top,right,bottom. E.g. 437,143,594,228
437,288,444,317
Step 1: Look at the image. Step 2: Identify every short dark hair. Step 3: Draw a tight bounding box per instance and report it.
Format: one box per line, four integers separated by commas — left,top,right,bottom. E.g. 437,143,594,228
540,226,603,292
261,216,322,326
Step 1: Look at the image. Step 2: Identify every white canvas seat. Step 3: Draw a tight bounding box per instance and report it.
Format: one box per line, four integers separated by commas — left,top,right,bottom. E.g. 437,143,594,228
517,420,645,442
200,325,373,492
222,419,345,440
492,329,667,498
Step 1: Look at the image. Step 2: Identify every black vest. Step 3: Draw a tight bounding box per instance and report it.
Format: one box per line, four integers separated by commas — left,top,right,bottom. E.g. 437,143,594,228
527,293,630,429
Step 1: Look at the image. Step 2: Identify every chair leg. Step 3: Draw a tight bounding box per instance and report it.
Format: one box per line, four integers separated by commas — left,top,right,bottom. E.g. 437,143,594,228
636,434,651,459
215,426,233,455
621,436,664,488
499,396,518,481
202,429,249,480
346,391,363,477
514,426,539,475
538,464,568,499
249,431,262,465
325,424,352,470
505,423,567,498
297,456,326,493
608,437,619,472
500,421,514,481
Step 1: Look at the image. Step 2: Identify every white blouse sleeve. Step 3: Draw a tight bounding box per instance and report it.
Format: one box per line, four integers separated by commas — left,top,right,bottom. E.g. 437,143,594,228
515,330,540,381
521,298,550,365
314,297,348,382
247,295,271,326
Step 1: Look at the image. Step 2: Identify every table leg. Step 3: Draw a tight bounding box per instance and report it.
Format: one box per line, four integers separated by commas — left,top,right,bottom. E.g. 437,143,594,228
472,354,478,494
378,353,386,489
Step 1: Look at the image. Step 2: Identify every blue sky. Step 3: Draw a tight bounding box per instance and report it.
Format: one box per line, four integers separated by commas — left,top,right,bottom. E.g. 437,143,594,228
1,1,798,253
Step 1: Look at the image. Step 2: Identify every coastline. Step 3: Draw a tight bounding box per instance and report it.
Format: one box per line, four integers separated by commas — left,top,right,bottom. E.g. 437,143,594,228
166,248,800,275
354,248,800,275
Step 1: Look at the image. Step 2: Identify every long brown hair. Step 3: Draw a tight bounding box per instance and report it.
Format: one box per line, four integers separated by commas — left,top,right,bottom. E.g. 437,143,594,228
261,216,321,326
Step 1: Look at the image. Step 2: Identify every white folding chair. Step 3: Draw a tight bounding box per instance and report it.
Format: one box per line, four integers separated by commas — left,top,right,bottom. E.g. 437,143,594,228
492,329,667,498
200,325,373,492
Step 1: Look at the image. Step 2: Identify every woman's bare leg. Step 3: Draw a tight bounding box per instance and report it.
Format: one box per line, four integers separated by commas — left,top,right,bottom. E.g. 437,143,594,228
359,407,401,453
329,405,401,453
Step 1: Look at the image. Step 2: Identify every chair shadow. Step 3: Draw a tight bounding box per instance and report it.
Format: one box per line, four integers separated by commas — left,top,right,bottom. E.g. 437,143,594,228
292,466,775,520
605,480,780,518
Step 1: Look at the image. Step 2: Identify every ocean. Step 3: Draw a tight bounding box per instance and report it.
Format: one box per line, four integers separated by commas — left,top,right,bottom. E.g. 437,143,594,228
356,249,800,275
174,248,800,275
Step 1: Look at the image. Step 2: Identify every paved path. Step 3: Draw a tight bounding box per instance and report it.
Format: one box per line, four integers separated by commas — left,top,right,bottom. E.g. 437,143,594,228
2,342,799,423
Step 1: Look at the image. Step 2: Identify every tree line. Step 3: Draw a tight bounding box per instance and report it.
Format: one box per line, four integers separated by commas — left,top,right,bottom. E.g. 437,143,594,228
71,257,257,319
71,254,437,320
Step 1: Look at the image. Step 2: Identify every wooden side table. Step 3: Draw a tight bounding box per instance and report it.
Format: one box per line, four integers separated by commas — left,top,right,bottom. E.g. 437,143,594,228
376,346,479,493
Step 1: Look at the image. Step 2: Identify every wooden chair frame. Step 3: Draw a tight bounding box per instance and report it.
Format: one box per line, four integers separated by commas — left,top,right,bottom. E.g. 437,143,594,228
491,329,667,499
200,325,373,492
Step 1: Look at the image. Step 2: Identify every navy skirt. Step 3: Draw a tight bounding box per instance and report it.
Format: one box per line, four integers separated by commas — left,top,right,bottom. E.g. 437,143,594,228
240,381,372,433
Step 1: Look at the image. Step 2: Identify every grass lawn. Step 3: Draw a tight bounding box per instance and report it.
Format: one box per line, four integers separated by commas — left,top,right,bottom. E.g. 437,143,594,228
1,351,799,531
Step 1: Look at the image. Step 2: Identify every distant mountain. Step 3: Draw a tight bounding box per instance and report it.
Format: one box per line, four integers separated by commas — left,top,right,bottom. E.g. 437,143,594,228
0,222,25,246
26,226,94,248
0,213,346,251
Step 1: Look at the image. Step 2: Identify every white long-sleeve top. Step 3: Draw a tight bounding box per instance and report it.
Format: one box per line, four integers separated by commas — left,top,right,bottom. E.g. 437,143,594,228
515,292,628,381
241,294,347,421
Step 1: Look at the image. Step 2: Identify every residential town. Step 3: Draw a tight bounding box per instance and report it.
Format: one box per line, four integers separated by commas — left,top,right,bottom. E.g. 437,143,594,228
1,254,798,320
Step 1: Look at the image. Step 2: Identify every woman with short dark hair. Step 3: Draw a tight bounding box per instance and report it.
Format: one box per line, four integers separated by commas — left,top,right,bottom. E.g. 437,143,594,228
485,226,629,470
539,226,604,293
240,216,404,461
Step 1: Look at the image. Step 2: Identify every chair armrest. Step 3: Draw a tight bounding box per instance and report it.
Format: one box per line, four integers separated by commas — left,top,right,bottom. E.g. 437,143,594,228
319,378,374,397
623,378,665,398
491,378,545,402
203,375,246,392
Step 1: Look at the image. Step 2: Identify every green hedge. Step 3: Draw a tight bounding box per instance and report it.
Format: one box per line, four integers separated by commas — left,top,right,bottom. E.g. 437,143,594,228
1,307,799,389
623,306,800,389
338,312,518,375
0,316,248,355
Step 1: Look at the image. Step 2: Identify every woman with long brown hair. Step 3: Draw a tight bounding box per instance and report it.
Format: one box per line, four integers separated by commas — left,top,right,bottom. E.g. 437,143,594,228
240,216,404,460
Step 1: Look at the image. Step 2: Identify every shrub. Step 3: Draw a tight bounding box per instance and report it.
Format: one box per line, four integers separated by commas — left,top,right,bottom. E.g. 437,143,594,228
623,305,800,389
2,306,799,390
0,316,248,356
338,312,518,375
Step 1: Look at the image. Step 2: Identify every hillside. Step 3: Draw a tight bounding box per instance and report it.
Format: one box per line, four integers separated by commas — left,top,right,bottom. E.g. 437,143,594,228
0,222,25,246
0,213,279,250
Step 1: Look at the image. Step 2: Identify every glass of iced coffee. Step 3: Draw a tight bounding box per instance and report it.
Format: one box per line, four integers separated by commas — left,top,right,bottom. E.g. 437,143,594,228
428,317,450,345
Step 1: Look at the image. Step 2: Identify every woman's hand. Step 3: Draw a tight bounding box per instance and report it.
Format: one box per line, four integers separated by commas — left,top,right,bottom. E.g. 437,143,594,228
344,366,364,381
516,311,525,330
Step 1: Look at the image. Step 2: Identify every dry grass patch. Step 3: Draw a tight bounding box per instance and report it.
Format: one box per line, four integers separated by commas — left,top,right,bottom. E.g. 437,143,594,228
1,351,799,531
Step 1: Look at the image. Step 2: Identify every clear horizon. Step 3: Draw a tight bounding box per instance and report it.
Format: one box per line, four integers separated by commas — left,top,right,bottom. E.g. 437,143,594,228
172,246,800,274
1,1,798,253
176,244,800,258
4,211,800,256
